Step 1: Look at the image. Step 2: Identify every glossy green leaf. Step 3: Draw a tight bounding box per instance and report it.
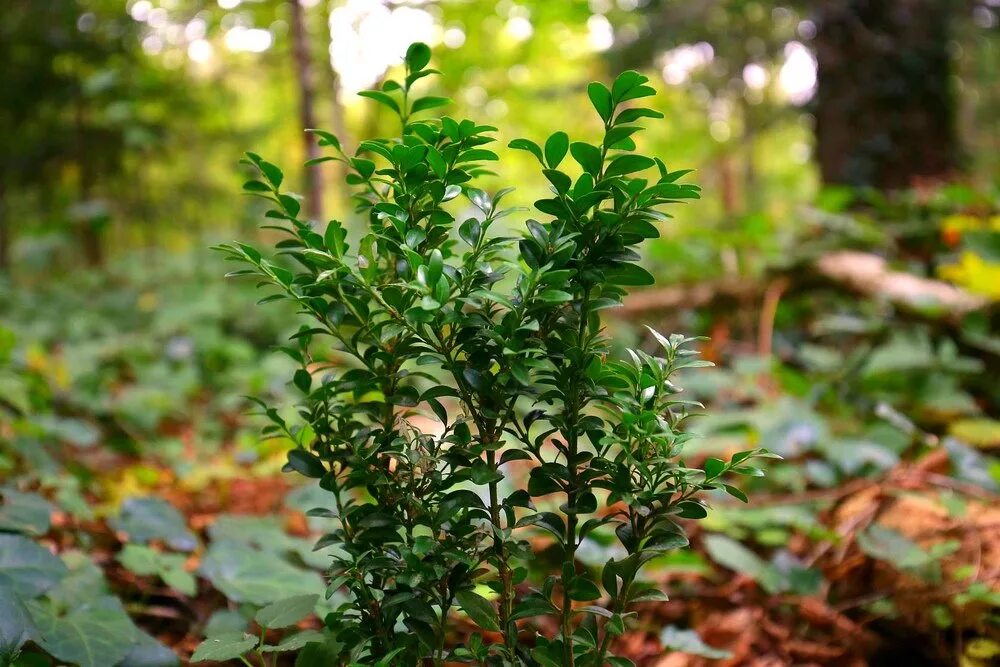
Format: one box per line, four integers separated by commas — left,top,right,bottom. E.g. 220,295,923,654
455,590,500,632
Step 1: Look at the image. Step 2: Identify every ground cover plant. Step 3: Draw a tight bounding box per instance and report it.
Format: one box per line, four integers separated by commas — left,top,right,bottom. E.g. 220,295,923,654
212,43,776,666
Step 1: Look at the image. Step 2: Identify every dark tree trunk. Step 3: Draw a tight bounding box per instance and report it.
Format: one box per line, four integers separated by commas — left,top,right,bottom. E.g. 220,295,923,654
288,0,323,221
322,3,352,206
75,96,104,268
813,0,958,190
0,181,9,274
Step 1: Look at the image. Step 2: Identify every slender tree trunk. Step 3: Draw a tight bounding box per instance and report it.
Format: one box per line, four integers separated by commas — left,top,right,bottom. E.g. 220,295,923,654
323,2,353,211
813,0,958,189
0,180,10,274
288,0,323,221
78,166,104,267
75,96,103,267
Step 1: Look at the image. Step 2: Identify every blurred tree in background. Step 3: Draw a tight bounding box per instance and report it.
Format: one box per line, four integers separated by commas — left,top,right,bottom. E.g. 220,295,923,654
813,0,957,189
0,0,996,278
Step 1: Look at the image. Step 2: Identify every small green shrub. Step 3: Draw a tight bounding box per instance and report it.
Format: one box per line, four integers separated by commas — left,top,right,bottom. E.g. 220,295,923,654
215,42,775,667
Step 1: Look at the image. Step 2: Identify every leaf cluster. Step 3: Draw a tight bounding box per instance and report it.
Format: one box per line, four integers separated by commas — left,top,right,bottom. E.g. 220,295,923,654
215,44,775,667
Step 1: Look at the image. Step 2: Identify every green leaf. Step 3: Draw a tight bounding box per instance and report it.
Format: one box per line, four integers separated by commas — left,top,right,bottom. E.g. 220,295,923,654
410,96,450,114
703,457,725,480
703,534,784,594
203,610,248,637
190,633,258,662
118,544,159,576
405,42,431,72
242,180,270,192
254,593,319,629
305,129,341,151
0,489,53,536
659,626,731,660
462,368,489,392
543,169,572,194
0,584,35,658
604,154,655,177
615,108,664,123
293,368,312,394
286,449,326,479
0,534,67,598
160,567,197,597
246,152,283,189
537,289,573,303
455,590,500,632
110,498,198,552
358,90,400,114
118,629,180,667
856,525,936,571
510,595,558,621
427,249,444,287
603,263,654,286
262,629,325,652
723,484,748,503
566,576,601,601
509,138,543,163
587,82,613,122
570,142,602,177
199,542,324,606
544,131,569,169
294,636,344,666
28,598,136,667
611,70,644,102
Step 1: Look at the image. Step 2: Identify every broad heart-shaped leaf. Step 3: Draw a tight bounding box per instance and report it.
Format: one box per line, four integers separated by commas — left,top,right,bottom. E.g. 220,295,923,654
702,534,784,594
455,590,500,632
207,514,344,570
190,633,258,662
203,610,248,637
0,489,54,535
659,626,731,659
0,534,67,598
46,551,108,610
118,629,180,667
254,594,319,629
0,583,35,660
199,541,323,606
856,525,936,572
109,497,198,552
28,597,137,667
261,629,325,652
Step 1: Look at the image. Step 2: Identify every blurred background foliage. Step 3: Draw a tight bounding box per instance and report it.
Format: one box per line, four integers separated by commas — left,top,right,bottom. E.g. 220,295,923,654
1,0,994,282
1,1,1000,666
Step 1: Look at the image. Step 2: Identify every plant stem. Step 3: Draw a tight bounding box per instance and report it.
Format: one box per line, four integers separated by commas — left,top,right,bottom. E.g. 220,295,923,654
435,594,452,667
486,448,516,656
561,287,592,667
595,579,631,665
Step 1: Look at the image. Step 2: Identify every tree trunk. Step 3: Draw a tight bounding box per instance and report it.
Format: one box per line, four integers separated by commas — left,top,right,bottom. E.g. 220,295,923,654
0,181,10,274
288,0,323,221
323,1,353,210
813,0,958,190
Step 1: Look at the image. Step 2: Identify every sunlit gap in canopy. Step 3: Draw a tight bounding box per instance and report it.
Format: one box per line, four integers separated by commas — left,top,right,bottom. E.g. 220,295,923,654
328,0,437,96
657,39,816,106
